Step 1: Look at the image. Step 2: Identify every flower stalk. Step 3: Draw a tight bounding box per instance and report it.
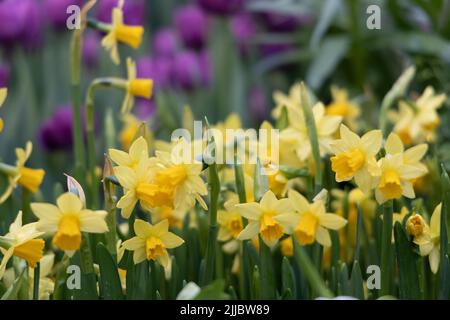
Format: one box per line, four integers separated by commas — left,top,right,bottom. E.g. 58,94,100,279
33,262,40,300
380,200,393,296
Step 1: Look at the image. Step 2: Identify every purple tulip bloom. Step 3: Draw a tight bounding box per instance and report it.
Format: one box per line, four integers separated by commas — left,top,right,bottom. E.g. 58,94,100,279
231,13,257,54
171,51,202,90
82,31,101,68
137,56,172,90
197,0,245,16
44,0,84,29
0,64,10,87
174,5,208,50
260,12,305,32
153,28,179,58
40,106,74,152
96,0,146,25
260,43,293,57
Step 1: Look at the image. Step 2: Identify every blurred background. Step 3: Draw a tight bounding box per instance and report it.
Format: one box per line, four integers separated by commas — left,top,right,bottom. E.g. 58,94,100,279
0,0,450,200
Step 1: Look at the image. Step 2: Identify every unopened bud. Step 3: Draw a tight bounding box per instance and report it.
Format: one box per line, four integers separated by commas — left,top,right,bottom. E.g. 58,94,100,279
406,214,426,237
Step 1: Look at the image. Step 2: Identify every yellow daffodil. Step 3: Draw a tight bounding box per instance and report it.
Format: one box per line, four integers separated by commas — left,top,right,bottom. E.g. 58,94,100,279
236,190,293,247
413,203,442,274
101,0,144,65
121,58,154,114
150,206,185,229
276,190,347,247
390,86,446,144
0,212,45,279
28,253,55,300
31,192,108,256
280,236,294,257
120,114,153,151
330,125,382,193
109,136,153,170
0,87,7,132
280,102,342,162
325,86,361,131
121,219,184,270
0,142,45,204
406,213,427,238
218,194,244,242
271,83,301,119
384,206,409,242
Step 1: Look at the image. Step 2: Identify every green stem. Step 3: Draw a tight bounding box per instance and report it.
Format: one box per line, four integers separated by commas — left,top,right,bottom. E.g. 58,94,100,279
380,200,393,296
21,189,32,224
259,237,276,299
33,262,40,300
70,29,86,182
300,83,322,194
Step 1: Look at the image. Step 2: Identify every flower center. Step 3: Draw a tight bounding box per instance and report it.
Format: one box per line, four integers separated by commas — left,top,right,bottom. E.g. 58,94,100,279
13,239,45,268
128,79,153,99
331,149,365,180
295,212,319,245
53,215,81,251
156,165,188,188
227,216,243,239
136,182,174,208
326,102,349,116
18,167,45,193
379,169,403,200
260,212,283,243
397,128,413,145
114,25,144,48
406,215,425,237
146,236,166,261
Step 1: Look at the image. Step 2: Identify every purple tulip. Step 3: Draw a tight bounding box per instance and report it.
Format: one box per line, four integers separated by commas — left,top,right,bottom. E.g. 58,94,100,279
171,51,202,90
153,28,179,58
96,0,146,25
174,5,208,50
0,64,10,87
260,43,293,57
137,56,172,90
260,12,305,32
231,13,257,54
44,0,84,29
136,99,156,119
197,0,245,16
83,31,101,68
40,106,74,152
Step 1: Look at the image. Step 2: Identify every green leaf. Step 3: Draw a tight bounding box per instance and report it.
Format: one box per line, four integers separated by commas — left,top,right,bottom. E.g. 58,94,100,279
194,280,230,300
259,236,276,299
439,165,450,299
310,0,342,50
275,106,289,130
281,257,296,299
278,166,309,180
1,269,26,300
349,261,364,299
393,222,421,299
253,158,269,201
126,258,151,300
251,265,260,300
97,243,124,300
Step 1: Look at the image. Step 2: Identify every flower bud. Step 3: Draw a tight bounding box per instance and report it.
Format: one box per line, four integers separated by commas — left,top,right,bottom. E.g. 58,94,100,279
406,214,426,237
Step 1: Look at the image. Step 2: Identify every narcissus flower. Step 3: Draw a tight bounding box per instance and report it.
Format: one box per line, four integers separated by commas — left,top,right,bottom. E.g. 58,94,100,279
121,58,154,114
406,213,427,237
390,86,446,144
271,83,301,119
119,114,152,151
236,190,293,247
31,192,108,256
413,203,442,274
101,0,145,65
384,132,428,174
326,86,361,131
0,212,45,279
330,125,382,193
218,194,244,242
0,87,6,132
277,190,347,247
109,136,152,170
121,219,184,270
0,141,45,204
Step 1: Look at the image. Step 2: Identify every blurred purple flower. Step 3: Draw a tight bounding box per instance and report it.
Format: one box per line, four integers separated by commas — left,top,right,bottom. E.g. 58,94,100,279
96,0,146,25
172,51,203,90
40,106,74,152
231,12,257,54
44,0,83,29
153,28,179,58
260,43,293,57
0,0,43,48
249,86,268,123
198,50,212,87
137,56,172,90
136,99,156,119
0,64,10,87
174,5,208,50
83,31,101,68
260,12,308,32
197,0,245,16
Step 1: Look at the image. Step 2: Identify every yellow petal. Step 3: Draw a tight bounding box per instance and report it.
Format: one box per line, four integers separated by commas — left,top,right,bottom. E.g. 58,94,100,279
317,213,347,230
315,226,331,247
237,222,260,240
78,210,108,233
235,203,262,221
57,192,83,214
160,232,184,249
385,133,404,154
134,219,153,238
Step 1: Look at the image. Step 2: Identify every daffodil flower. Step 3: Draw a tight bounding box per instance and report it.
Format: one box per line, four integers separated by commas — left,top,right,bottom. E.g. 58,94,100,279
120,114,152,151
0,212,45,279
271,83,301,119
30,192,108,256
121,58,154,114
218,194,244,242
276,190,347,247
325,86,361,131
28,253,55,300
121,219,184,271
101,0,145,65
330,125,382,193
236,190,293,247
0,142,45,204
413,203,442,274
109,136,153,170
0,87,7,132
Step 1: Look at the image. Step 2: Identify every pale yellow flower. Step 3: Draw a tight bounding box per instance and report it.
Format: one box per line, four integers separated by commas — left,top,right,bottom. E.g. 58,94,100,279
0,212,45,279
28,253,55,300
330,125,382,193
101,0,144,65
109,136,153,170
121,219,184,270
120,58,153,114
271,83,301,119
218,194,244,242
31,192,108,256
326,86,361,131
120,114,153,151
0,142,45,204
